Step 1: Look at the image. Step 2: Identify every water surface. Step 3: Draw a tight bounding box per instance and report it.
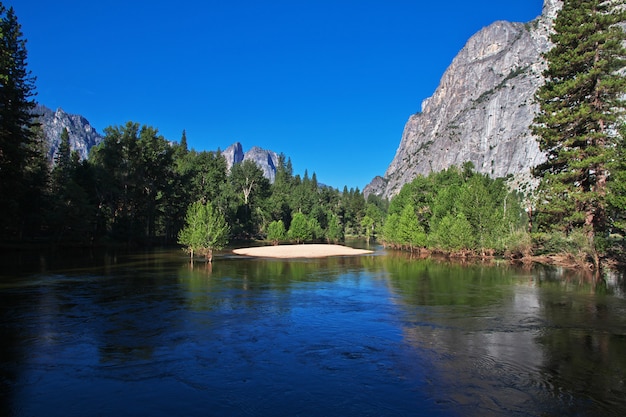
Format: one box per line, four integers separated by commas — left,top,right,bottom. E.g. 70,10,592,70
1,247,625,416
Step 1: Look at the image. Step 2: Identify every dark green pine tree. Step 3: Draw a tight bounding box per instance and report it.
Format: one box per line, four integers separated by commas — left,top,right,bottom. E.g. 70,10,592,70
0,4,40,236
532,0,626,265
52,128,72,186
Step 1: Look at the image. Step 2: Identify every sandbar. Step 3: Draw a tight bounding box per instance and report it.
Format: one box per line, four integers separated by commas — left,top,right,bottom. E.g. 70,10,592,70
232,244,373,259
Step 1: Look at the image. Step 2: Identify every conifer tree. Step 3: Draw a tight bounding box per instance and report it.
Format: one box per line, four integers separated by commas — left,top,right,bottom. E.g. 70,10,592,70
0,4,39,234
532,0,626,265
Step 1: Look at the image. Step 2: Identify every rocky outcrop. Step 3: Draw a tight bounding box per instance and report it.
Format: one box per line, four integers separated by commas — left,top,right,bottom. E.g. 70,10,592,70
34,104,103,162
244,146,278,183
223,142,279,183
222,142,245,172
365,0,563,199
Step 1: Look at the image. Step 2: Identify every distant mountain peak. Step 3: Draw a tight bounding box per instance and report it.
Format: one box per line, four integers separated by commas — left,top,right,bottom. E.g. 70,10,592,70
223,142,279,183
34,104,103,162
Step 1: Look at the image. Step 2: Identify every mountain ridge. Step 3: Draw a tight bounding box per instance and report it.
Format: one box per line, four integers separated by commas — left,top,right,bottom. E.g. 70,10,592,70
35,105,280,182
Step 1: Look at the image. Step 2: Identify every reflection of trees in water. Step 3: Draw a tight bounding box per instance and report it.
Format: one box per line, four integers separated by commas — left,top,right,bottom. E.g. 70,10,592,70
379,252,626,415
536,292,626,414
177,256,370,314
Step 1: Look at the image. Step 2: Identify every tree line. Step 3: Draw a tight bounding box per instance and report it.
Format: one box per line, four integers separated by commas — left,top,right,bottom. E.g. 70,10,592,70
379,163,529,257
1,1,625,271
4,118,383,247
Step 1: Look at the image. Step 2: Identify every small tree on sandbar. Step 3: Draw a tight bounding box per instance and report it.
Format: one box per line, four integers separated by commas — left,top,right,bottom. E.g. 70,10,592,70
178,200,229,262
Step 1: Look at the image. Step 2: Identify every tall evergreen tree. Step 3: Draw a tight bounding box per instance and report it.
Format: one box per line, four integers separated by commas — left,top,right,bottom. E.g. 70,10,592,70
0,4,39,235
532,0,626,266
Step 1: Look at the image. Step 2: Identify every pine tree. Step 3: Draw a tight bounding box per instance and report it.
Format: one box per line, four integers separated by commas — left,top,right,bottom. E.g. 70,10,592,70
52,128,71,186
0,4,39,235
532,0,626,266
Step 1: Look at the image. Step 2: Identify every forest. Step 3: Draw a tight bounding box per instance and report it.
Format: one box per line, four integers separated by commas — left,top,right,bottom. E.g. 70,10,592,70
1,1,625,271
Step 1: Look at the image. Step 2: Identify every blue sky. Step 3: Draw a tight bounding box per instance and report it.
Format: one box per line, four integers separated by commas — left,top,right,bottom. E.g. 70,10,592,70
11,0,544,190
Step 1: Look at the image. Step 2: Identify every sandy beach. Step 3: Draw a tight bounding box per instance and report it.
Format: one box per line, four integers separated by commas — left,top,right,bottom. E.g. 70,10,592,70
232,244,373,258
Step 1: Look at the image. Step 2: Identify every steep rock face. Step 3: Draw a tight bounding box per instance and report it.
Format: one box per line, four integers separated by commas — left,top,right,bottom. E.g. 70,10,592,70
222,142,245,172
35,105,103,162
244,146,278,183
223,142,278,183
366,0,562,199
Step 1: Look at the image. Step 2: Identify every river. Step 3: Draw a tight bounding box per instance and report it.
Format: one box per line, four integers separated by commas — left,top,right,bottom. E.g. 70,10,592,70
0,245,625,416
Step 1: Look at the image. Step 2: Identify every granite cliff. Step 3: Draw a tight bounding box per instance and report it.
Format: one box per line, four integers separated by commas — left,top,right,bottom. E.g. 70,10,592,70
223,142,279,183
365,0,563,199
34,104,103,162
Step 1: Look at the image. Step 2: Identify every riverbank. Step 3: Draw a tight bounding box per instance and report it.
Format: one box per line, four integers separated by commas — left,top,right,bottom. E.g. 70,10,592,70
233,244,373,258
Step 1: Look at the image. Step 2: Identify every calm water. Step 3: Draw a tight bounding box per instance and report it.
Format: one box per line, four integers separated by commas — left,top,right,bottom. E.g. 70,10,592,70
1,246,625,417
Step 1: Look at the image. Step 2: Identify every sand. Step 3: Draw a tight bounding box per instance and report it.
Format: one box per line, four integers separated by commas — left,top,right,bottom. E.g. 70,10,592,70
232,244,373,259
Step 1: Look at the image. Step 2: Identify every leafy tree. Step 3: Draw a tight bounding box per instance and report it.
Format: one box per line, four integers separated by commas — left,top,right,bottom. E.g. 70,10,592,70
382,164,525,255
326,213,344,243
229,159,270,237
532,0,626,267
267,220,287,245
178,200,229,262
308,216,323,240
431,213,475,251
363,201,385,241
341,187,366,235
288,212,312,243
398,204,426,250
48,128,94,242
135,125,175,239
361,215,375,242
0,4,39,236
89,122,176,242
381,213,400,248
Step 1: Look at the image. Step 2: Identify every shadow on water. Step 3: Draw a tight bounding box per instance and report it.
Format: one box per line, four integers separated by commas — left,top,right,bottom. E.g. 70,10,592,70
0,246,625,416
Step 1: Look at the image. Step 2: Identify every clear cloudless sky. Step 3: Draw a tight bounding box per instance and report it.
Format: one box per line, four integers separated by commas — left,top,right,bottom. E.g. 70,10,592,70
9,0,545,190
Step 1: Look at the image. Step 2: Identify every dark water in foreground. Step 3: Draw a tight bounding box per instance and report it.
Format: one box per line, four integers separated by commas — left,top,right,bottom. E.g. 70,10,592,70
1,246,625,417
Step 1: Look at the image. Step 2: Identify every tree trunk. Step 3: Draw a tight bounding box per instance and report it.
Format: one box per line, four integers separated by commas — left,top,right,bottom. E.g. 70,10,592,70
584,214,601,277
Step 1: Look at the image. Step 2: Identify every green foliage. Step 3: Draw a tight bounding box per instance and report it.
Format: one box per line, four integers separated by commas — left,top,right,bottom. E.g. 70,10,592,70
267,220,287,245
382,164,527,255
326,213,344,243
431,213,475,251
229,159,270,238
308,216,323,240
89,122,176,242
178,200,229,262
0,4,41,236
361,215,375,242
532,229,596,262
607,124,626,238
398,204,426,249
531,0,626,261
288,212,312,243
